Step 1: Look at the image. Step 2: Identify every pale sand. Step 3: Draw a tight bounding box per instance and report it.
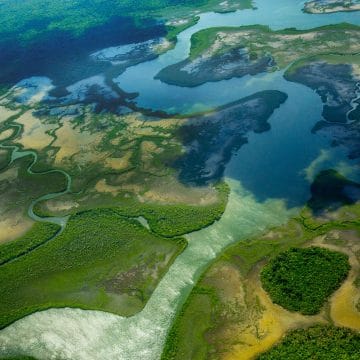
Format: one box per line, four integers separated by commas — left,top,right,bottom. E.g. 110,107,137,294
0,213,34,244
53,119,103,165
0,129,14,142
0,106,20,125
14,111,56,151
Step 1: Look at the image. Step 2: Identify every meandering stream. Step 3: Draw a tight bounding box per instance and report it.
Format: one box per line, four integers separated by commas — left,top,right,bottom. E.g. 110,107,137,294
0,124,71,229
0,1,360,359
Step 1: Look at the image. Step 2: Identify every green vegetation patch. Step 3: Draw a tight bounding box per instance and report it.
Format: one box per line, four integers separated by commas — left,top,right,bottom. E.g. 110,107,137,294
115,199,228,237
0,149,11,171
260,247,350,314
162,203,360,359
155,23,360,87
0,222,60,266
0,155,68,213
34,182,230,237
0,209,186,329
0,0,252,44
165,16,200,43
257,325,360,359
0,357,38,360
162,221,308,360
162,286,215,360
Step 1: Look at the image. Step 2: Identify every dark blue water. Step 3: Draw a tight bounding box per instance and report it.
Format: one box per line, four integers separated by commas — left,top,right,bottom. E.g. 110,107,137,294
0,16,166,88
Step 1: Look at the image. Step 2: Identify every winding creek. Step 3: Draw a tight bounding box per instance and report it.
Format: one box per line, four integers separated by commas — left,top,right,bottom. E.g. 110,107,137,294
0,124,71,229
0,0,360,359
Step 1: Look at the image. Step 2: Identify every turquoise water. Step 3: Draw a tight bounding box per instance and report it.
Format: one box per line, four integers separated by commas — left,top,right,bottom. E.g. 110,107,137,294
0,1,359,359
115,0,360,113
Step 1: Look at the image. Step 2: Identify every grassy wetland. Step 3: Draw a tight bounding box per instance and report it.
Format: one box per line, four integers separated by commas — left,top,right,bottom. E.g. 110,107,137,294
162,194,360,360
0,1,360,359
0,83,238,330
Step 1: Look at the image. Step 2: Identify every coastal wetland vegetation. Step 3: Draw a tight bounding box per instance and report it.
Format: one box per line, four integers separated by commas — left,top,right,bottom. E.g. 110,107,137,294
161,173,360,359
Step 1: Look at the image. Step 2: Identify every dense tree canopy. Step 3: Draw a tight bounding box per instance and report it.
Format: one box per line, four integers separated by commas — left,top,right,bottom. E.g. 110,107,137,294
261,247,350,314
258,325,360,359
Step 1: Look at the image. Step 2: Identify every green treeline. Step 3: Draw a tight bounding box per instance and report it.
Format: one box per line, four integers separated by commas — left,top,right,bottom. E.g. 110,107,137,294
0,209,186,329
0,222,60,266
257,325,360,359
260,247,350,315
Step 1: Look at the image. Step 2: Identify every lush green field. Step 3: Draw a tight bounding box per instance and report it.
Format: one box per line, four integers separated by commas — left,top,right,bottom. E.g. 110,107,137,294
0,209,186,329
1,357,38,360
114,195,229,237
34,182,230,237
1,357,37,360
257,325,360,359
261,247,350,315
0,0,252,44
0,222,60,266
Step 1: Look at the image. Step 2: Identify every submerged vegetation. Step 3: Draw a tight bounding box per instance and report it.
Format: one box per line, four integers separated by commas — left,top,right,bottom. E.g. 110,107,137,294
308,169,360,213
285,54,360,160
257,325,360,359
260,247,350,315
174,91,288,185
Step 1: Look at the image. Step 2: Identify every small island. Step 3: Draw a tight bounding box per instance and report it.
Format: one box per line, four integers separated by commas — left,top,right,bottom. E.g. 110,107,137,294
304,0,360,14
257,325,360,359
260,247,350,315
